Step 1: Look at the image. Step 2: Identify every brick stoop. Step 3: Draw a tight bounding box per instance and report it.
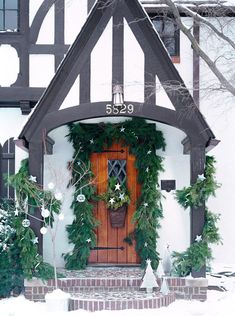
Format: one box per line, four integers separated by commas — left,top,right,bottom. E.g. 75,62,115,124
69,291,175,311
24,267,208,311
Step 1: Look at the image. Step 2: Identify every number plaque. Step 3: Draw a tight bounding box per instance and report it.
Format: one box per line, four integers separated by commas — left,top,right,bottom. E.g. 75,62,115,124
106,104,134,115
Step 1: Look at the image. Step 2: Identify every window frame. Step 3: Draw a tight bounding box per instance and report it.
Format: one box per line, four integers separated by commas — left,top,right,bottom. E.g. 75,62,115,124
0,0,19,33
150,14,180,60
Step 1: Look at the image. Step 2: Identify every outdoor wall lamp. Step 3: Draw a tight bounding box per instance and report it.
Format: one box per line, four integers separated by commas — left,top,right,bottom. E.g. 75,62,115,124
113,85,124,107
105,85,134,115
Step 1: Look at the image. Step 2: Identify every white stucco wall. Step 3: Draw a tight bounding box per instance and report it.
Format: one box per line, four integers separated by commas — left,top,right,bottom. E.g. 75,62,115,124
0,109,27,146
36,5,54,44
43,126,74,267
156,122,190,258
199,18,235,265
124,19,145,103
29,55,54,87
90,19,113,102
0,109,28,176
0,45,19,87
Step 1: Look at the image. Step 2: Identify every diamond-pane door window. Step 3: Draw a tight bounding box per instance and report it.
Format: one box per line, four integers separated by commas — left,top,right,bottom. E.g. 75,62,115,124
108,160,126,184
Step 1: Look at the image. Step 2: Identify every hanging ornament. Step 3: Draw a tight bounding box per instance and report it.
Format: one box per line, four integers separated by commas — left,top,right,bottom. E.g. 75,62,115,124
77,194,86,203
48,182,55,190
143,203,148,208
115,183,121,191
86,238,91,243
197,174,206,181
147,150,152,155
40,227,47,235
119,193,125,200
41,208,50,218
58,213,65,221
120,127,125,132
22,219,30,228
89,139,94,144
55,192,63,201
109,197,115,205
32,237,39,244
146,167,149,173
195,235,202,242
29,175,37,182
14,209,19,216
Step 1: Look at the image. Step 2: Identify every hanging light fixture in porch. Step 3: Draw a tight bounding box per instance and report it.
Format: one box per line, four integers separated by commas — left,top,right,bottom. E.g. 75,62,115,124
106,84,134,115
113,84,124,107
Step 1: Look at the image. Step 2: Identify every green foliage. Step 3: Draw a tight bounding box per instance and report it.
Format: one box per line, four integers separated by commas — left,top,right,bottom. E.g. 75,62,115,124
175,156,220,209
173,156,221,276
4,160,61,285
172,211,221,277
13,215,41,279
7,159,61,225
0,201,23,297
99,176,131,210
34,262,64,280
66,118,165,269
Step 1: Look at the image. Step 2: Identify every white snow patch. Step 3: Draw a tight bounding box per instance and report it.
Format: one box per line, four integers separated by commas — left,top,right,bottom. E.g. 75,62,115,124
1,263,235,315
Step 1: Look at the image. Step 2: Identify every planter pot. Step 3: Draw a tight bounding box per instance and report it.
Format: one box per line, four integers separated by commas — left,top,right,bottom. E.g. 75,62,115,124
109,204,127,228
45,289,70,312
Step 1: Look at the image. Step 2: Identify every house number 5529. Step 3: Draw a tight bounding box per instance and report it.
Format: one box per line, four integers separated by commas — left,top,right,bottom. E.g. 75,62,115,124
106,104,134,115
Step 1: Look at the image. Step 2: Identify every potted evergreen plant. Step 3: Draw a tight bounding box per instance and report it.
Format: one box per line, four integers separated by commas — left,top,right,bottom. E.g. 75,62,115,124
99,177,131,227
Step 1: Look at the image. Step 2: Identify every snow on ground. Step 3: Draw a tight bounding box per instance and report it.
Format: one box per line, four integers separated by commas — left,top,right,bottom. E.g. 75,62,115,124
1,263,235,316
1,290,235,316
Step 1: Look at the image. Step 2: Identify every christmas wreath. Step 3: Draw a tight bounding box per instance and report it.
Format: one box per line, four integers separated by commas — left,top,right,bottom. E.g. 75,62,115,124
99,176,131,210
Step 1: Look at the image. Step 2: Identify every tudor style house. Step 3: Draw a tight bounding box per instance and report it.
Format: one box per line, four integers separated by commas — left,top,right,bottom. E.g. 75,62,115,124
0,0,234,278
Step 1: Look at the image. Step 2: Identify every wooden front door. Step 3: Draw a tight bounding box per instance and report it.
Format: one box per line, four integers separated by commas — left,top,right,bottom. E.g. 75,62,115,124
89,143,140,264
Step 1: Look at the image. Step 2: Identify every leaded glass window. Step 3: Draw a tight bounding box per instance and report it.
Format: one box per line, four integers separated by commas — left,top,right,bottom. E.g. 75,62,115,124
151,16,179,57
0,0,18,32
108,160,126,185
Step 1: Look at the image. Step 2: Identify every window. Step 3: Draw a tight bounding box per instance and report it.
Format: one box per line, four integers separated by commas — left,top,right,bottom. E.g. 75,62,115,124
151,16,179,57
0,0,18,32
108,160,127,185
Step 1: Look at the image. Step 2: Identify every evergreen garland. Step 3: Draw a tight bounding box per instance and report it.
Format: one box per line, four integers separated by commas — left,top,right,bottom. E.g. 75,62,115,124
175,156,220,208
6,159,61,281
65,118,165,269
0,201,23,297
173,156,221,276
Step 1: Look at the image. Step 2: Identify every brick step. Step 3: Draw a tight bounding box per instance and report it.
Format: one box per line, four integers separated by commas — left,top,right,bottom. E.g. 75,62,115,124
48,277,142,288
24,267,208,303
69,291,175,311
63,286,141,292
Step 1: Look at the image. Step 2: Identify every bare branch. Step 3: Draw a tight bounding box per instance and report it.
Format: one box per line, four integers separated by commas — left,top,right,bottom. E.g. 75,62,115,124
162,0,235,97
177,4,235,51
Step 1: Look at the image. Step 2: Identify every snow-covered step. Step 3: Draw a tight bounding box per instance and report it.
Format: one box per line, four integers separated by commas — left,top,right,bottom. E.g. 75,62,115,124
24,267,208,303
69,291,175,311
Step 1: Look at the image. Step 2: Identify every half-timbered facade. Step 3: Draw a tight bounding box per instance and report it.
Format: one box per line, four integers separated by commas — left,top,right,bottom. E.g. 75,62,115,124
1,0,235,275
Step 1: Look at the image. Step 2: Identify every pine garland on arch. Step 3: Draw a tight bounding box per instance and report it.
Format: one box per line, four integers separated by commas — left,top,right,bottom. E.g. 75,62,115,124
64,118,166,270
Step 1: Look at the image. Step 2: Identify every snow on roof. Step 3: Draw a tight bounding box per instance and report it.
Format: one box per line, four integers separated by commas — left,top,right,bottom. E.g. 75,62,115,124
141,0,235,7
